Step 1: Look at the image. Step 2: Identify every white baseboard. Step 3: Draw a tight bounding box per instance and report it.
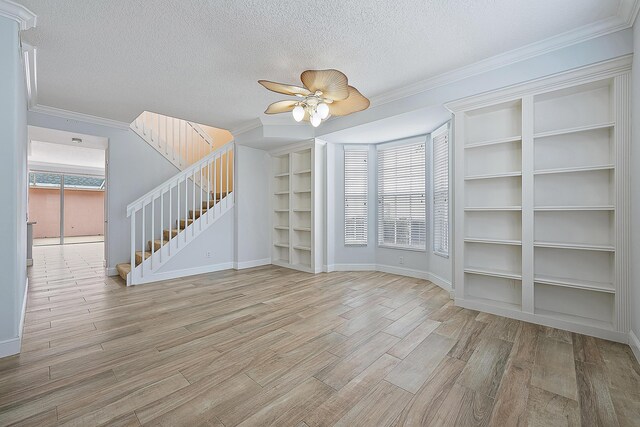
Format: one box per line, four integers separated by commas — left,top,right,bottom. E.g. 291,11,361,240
322,263,452,293
234,258,271,270
326,263,377,272
131,262,234,285
105,267,118,277
630,330,640,364
0,278,28,359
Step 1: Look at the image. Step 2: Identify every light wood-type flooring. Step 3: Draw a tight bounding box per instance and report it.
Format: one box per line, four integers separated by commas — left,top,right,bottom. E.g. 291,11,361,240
1,242,639,426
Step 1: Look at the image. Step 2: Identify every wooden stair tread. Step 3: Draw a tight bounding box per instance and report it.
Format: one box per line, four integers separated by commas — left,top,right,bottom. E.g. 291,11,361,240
148,240,169,251
115,263,131,281
135,251,152,266
178,219,194,229
163,229,179,239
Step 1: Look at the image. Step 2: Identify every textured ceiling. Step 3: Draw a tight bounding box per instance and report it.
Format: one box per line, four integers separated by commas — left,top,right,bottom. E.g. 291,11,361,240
19,0,621,130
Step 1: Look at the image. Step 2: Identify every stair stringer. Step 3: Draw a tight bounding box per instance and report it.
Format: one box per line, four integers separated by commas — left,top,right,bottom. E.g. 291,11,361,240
128,192,234,285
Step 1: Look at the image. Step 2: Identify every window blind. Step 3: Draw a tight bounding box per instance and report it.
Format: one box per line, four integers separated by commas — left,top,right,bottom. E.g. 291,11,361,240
432,123,450,257
344,149,368,245
377,142,426,249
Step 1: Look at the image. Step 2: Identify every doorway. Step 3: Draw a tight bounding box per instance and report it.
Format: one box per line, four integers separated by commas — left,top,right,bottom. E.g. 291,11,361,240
28,172,105,246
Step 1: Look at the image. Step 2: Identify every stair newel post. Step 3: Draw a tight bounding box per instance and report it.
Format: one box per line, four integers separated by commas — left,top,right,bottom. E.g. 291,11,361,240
130,211,135,285
184,174,188,243
176,177,180,249
207,159,210,225
141,204,145,278
200,164,203,232
220,152,223,212
226,147,230,209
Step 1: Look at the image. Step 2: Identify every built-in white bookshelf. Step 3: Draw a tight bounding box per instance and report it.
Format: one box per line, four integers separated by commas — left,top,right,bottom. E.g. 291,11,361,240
449,57,631,342
270,141,324,273
272,153,290,264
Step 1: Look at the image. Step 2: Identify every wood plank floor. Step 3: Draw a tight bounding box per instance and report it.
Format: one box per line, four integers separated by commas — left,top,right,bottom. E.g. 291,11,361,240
1,242,639,426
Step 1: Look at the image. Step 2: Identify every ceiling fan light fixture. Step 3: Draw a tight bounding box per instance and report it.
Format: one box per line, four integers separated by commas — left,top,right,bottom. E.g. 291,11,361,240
317,102,330,119
292,105,305,122
310,113,322,127
259,69,369,127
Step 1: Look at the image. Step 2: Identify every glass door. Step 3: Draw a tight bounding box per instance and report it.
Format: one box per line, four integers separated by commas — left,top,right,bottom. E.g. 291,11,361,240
28,172,62,246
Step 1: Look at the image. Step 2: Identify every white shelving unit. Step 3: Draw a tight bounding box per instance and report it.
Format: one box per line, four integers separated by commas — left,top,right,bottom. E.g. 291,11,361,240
270,140,324,273
448,57,631,342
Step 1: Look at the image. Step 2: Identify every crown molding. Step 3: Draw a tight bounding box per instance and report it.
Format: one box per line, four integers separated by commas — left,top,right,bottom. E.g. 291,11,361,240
619,0,640,26
229,118,262,136
29,104,131,130
0,0,36,30
445,54,632,113
370,4,639,108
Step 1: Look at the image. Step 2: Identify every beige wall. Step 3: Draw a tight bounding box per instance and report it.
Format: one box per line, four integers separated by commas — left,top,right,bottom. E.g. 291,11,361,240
29,187,104,238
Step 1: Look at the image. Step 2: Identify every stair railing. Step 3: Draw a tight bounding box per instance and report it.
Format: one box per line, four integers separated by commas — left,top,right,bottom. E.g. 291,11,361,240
131,111,215,169
126,141,234,280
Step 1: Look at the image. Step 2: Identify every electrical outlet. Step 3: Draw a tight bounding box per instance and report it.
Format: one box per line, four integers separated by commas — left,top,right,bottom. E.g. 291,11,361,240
205,251,212,258
399,256,404,265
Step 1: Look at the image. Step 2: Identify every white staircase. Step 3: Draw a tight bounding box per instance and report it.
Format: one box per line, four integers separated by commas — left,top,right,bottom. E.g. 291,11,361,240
131,111,216,171
117,116,234,285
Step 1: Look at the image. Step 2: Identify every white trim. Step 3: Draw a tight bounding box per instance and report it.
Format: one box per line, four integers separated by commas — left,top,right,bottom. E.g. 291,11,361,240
234,258,271,270
427,271,453,293
268,139,315,156
0,0,36,30
0,336,21,359
445,55,633,113
230,118,262,137
619,0,640,26
105,267,118,277
322,263,452,293
326,263,377,272
456,297,628,343
0,278,28,358
22,43,37,109
29,105,130,130
130,262,234,286
629,330,640,364
370,9,638,107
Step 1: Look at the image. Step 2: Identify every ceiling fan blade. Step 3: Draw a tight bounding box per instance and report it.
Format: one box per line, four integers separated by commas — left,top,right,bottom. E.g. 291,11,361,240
328,86,370,116
258,80,311,97
264,100,299,114
300,69,349,101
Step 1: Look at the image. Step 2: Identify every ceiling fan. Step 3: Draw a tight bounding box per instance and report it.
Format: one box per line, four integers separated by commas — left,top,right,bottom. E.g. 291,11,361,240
259,69,370,127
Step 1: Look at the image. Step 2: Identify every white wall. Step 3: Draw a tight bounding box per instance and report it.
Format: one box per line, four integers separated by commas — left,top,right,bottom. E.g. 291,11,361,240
234,145,271,268
27,111,184,271
156,211,234,274
0,15,28,357
630,20,640,361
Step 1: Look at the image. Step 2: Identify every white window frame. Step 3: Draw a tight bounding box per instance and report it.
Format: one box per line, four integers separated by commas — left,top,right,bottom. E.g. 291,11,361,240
344,148,368,246
377,139,427,251
432,122,450,258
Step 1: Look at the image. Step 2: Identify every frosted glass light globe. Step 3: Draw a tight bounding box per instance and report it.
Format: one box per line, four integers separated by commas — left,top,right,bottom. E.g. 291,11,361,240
292,105,305,122
317,102,330,119
310,113,321,127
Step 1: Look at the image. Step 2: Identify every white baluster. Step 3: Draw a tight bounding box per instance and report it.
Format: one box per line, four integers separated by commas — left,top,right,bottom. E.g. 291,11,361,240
207,159,210,224
151,197,155,271
184,175,188,243
168,184,171,256
176,178,180,249
226,148,230,209
192,169,196,237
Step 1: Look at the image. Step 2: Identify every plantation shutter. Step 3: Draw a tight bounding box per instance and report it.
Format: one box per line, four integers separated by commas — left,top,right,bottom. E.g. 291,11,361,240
344,149,368,245
377,141,426,249
432,122,450,257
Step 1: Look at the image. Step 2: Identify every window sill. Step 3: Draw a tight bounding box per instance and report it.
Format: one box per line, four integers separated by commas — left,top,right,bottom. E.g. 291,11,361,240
378,245,427,253
433,251,449,259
